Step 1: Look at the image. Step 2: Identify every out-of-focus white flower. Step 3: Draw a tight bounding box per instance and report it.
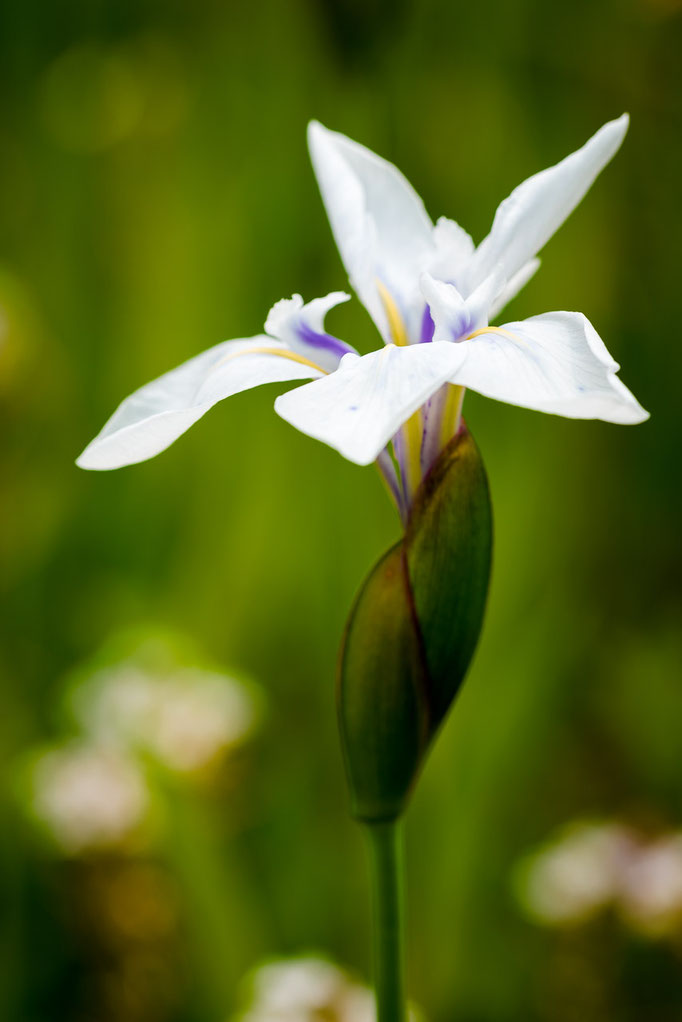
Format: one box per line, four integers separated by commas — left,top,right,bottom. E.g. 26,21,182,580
514,821,632,925
619,834,682,936
30,742,149,854
73,663,259,774
237,957,372,1022
234,955,422,1022
516,819,682,939
147,671,256,772
74,665,159,747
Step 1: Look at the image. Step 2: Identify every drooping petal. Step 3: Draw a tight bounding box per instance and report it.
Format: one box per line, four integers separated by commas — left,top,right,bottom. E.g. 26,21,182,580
264,291,356,372
308,120,435,343
421,268,504,341
466,115,629,290
488,258,540,320
77,337,324,470
274,342,467,465
447,312,648,423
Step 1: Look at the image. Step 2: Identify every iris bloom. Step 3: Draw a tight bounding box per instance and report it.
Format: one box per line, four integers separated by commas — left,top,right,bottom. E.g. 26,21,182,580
77,115,647,517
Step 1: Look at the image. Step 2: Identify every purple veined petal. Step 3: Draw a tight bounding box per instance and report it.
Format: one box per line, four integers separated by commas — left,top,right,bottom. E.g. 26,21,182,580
295,319,357,366
265,292,357,372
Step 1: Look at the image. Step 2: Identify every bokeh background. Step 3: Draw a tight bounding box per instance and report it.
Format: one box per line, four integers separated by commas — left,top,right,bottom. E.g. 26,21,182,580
1,0,681,1019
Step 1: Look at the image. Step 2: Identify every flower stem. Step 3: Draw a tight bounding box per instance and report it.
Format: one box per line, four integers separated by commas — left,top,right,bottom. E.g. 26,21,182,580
364,820,407,1022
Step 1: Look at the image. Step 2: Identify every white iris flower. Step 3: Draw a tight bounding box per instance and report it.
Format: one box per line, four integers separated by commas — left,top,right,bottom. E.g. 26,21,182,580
78,116,647,515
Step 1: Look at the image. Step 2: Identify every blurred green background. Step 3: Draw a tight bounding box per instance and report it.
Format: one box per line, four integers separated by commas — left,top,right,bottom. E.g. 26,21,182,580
1,0,681,1019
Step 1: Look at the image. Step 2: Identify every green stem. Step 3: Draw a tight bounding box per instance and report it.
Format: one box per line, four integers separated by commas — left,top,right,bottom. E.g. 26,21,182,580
364,820,407,1022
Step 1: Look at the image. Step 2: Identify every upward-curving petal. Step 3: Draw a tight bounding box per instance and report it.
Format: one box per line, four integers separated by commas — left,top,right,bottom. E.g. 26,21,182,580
274,342,467,465
488,258,541,320
77,337,324,470
264,291,356,372
466,115,629,291
446,312,648,423
308,120,435,344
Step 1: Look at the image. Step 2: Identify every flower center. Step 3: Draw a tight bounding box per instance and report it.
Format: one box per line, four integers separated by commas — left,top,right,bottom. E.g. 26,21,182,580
375,280,410,347
375,280,423,503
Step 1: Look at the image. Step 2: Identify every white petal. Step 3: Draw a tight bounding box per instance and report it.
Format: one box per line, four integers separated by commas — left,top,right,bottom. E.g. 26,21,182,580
450,311,648,423
264,290,355,372
265,291,349,338
77,337,324,470
308,120,435,343
467,115,629,288
274,342,467,465
488,258,540,320
428,216,475,280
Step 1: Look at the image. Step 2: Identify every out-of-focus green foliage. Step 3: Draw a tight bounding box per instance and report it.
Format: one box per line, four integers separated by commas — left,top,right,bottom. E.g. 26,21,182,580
0,0,680,1019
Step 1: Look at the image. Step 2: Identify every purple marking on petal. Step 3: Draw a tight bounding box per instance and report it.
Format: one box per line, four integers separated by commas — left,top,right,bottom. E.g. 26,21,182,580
296,321,357,363
420,385,446,474
420,305,435,343
449,311,474,343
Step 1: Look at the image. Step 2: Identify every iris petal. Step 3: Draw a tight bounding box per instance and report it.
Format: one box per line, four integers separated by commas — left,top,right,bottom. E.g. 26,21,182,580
274,342,467,466
449,311,648,424
77,337,324,470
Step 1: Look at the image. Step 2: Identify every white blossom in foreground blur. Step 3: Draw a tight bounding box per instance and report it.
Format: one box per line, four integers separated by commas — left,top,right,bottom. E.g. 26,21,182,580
73,662,260,774
515,819,682,938
29,742,150,854
233,956,422,1022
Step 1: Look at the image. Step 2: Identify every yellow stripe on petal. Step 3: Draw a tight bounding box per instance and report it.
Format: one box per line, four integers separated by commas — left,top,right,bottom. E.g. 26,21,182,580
402,409,424,500
213,345,328,375
438,384,466,449
466,325,527,345
376,280,409,347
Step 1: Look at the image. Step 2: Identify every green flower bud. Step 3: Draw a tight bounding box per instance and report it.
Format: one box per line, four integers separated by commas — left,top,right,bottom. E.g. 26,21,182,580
338,427,492,822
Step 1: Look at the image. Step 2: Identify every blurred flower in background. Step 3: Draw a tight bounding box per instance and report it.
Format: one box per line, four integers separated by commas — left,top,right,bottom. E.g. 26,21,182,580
28,741,150,855
514,819,682,939
20,631,263,853
233,955,422,1022
619,832,682,937
71,660,260,776
13,633,267,1022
